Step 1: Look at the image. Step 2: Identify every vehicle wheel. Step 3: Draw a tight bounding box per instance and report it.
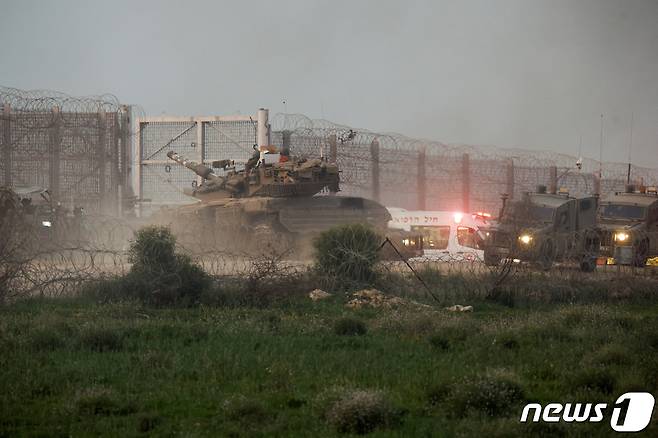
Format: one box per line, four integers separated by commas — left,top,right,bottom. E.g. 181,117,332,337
483,249,501,266
632,240,649,268
538,238,556,271
582,229,601,257
579,256,597,272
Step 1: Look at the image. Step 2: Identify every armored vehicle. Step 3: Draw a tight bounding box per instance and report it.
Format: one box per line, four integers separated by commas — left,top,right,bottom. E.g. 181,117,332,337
598,186,658,266
160,149,393,254
0,186,58,239
482,186,600,271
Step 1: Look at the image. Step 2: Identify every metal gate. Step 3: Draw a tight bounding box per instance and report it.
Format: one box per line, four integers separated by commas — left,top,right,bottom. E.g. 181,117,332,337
135,113,267,216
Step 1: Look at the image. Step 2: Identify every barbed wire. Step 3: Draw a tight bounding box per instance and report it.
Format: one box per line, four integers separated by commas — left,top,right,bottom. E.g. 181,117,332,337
271,113,658,213
0,86,132,214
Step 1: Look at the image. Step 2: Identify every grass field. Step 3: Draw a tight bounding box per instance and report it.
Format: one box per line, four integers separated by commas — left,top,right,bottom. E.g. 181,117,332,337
2,292,658,437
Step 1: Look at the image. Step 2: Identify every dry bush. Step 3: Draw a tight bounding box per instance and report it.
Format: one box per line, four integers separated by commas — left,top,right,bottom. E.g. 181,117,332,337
323,389,402,434
442,370,526,418
333,317,367,336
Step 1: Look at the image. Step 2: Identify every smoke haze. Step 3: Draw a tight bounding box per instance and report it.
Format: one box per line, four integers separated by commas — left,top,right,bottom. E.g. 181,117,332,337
1,0,657,166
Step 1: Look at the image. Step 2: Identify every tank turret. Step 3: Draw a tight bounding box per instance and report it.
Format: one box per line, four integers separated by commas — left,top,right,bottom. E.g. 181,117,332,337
166,149,340,200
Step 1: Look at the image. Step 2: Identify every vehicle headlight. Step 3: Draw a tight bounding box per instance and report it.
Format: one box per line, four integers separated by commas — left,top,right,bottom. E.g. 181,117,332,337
41,220,52,227
614,232,629,242
402,238,410,246
518,234,533,245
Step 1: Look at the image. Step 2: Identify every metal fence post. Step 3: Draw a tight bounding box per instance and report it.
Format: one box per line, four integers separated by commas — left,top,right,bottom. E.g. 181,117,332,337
329,134,337,164
370,138,380,202
2,104,10,186
549,165,558,194
329,134,337,195
118,105,132,217
506,158,515,200
49,107,61,199
197,118,204,187
462,153,470,213
593,171,601,196
417,147,426,210
97,111,107,213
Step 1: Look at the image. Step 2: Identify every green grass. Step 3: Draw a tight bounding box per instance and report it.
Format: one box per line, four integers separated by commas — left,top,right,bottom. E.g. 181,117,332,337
1,295,658,437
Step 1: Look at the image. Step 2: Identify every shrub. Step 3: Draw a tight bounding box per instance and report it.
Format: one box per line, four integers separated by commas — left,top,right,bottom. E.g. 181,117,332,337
428,323,477,349
571,368,616,394
426,382,452,406
78,326,124,352
429,334,451,351
445,371,525,417
314,224,381,285
325,389,401,434
128,226,178,270
334,317,367,336
92,226,213,306
71,386,125,416
30,328,65,350
498,333,520,350
136,413,162,433
223,396,270,424
587,344,631,366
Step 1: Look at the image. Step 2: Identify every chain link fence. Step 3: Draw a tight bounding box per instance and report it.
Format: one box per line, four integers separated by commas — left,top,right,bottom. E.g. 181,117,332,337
0,86,132,215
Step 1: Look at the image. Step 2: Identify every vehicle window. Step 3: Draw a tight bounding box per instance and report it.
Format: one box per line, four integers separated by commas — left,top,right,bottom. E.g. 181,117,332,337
530,206,555,222
413,226,450,250
580,199,592,211
601,204,646,220
558,211,568,227
457,226,481,249
649,206,658,224
509,204,554,222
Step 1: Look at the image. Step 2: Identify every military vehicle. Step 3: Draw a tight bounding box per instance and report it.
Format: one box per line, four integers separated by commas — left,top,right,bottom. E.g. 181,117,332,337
482,186,600,271
0,186,58,239
598,185,658,266
160,149,394,254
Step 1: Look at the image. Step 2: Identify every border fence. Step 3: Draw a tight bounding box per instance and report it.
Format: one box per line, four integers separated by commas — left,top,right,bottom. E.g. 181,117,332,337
0,87,132,215
271,114,658,215
2,87,656,218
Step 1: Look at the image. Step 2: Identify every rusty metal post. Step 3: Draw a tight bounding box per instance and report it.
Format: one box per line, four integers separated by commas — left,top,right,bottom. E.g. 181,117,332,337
417,147,426,210
97,111,107,212
110,112,121,216
2,104,10,186
49,107,61,198
593,171,601,196
329,133,337,164
549,165,558,194
282,130,291,152
462,153,470,213
505,158,515,200
329,134,338,195
118,105,132,217
370,138,380,202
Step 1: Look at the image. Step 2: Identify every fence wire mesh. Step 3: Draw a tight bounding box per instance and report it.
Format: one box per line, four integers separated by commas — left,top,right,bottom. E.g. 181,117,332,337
271,113,658,214
0,86,132,214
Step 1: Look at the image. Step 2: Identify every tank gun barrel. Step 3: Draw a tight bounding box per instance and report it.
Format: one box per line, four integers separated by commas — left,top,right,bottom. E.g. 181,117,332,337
167,151,220,181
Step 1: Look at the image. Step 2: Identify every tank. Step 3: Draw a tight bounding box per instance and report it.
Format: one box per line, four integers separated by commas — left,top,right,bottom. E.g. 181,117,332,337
158,149,393,255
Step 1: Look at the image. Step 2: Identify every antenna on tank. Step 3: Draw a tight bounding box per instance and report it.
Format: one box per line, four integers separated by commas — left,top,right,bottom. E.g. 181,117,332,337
599,114,604,180
627,111,634,184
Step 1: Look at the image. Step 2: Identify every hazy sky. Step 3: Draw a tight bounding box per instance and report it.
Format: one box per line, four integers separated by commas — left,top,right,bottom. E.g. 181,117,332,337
2,0,657,166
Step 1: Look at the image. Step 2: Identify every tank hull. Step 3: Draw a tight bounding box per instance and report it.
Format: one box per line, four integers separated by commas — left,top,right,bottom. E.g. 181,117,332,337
157,195,392,256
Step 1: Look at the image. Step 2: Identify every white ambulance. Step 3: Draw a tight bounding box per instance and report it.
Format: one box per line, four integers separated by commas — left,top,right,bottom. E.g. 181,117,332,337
387,208,491,262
